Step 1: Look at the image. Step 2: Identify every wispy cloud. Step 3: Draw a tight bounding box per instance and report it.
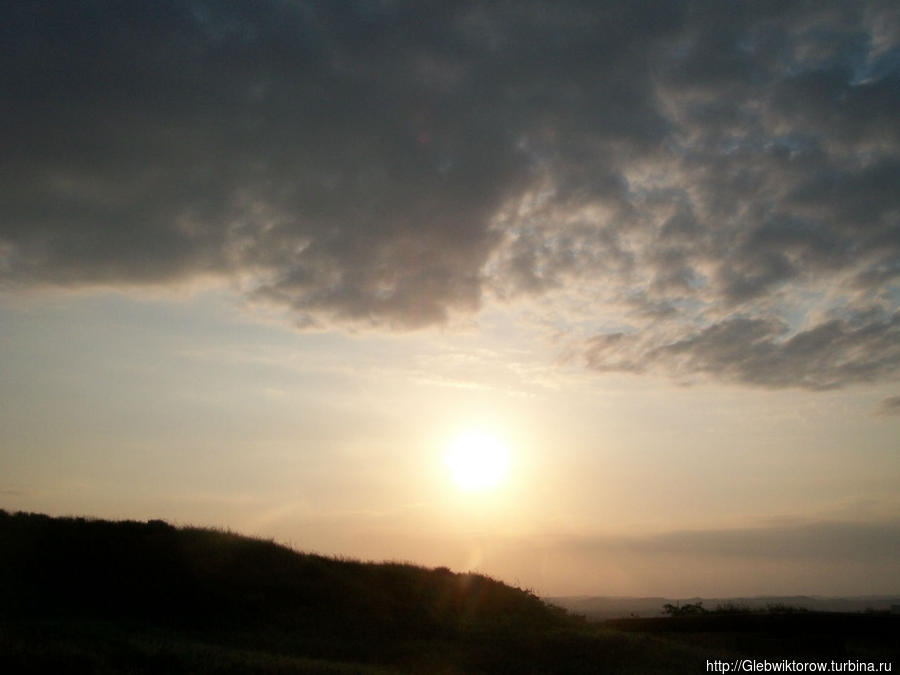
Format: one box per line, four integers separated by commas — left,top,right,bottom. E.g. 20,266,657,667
874,395,900,416
578,520,900,563
586,310,900,389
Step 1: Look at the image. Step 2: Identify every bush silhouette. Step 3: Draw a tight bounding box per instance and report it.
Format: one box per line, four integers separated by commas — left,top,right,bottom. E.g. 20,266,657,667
662,601,707,616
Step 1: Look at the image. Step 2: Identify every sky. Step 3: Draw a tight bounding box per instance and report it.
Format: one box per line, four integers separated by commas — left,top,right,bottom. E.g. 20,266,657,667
1,0,899,598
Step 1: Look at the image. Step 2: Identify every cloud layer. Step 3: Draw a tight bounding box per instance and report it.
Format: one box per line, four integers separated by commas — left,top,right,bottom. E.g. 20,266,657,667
2,1,898,387
570,519,900,564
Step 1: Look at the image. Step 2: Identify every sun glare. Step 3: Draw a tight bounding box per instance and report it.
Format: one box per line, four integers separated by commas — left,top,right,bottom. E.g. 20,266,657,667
445,431,510,492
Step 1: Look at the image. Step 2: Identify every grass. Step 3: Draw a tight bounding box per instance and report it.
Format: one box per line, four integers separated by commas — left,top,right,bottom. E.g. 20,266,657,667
1,509,897,673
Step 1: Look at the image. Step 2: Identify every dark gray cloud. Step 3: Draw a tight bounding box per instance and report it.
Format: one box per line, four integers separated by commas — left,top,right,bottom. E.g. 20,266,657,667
1,1,898,383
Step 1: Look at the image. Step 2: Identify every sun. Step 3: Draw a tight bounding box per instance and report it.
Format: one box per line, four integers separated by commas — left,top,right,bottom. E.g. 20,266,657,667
445,431,510,492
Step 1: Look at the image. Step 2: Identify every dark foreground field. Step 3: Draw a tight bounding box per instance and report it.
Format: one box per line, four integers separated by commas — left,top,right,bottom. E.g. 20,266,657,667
1,510,897,673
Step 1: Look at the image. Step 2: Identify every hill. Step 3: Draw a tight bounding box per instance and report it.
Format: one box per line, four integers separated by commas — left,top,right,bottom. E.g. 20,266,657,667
0,510,674,673
3,510,897,673
0,510,561,639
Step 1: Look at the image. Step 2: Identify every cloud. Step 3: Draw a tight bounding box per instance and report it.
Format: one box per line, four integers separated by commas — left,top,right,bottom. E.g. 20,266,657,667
527,518,900,594
875,395,900,416
2,1,898,383
569,519,900,564
585,310,900,389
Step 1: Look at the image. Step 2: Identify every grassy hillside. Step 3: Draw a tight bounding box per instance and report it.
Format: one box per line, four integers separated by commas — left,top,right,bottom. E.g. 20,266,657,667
0,510,682,673
4,510,896,673
0,510,561,638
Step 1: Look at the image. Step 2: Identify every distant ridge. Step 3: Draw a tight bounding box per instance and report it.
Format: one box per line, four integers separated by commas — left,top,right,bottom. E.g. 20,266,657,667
547,594,900,619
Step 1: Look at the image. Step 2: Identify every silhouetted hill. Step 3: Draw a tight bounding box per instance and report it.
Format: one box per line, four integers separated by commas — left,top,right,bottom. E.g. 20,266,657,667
3,510,898,673
0,510,563,637
0,510,619,673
